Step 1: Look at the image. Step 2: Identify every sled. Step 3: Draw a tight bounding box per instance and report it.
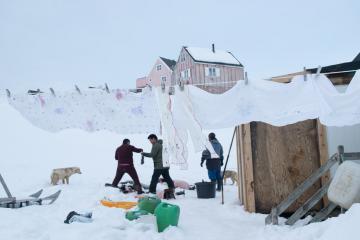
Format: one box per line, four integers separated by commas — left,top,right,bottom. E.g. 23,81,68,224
100,200,137,210
0,173,61,209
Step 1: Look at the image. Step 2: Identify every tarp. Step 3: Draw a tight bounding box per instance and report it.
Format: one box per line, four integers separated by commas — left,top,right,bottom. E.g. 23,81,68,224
7,72,360,168
8,88,161,135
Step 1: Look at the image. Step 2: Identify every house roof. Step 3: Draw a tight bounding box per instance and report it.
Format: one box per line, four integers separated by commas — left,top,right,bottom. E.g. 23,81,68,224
271,52,360,84
159,57,177,70
307,53,360,74
184,46,243,67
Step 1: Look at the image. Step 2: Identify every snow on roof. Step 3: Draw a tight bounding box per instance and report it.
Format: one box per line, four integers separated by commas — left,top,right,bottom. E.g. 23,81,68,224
185,47,243,66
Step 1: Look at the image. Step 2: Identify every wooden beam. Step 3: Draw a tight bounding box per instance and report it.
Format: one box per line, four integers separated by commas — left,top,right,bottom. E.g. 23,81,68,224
0,197,16,203
343,152,360,160
0,174,12,198
265,154,338,224
316,120,330,206
235,125,244,205
241,124,255,212
309,202,338,223
285,181,331,225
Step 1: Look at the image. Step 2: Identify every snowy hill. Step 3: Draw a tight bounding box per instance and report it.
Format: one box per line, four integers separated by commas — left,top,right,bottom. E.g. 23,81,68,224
0,97,359,240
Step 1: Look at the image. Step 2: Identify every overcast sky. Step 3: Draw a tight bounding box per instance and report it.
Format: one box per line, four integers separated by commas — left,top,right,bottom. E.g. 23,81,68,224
0,0,359,92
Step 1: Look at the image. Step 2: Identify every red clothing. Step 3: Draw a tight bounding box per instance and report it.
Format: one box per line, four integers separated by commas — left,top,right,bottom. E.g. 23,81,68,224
115,144,143,165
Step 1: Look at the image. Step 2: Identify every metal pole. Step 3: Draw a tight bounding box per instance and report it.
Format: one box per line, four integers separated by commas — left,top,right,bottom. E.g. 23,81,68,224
221,127,236,204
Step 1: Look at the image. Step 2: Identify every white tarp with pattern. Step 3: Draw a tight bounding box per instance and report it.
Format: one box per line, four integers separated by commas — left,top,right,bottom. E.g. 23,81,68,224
6,71,360,169
8,88,161,135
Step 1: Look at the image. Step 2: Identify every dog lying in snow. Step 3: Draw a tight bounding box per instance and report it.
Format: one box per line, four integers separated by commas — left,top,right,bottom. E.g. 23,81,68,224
222,170,238,185
51,167,82,185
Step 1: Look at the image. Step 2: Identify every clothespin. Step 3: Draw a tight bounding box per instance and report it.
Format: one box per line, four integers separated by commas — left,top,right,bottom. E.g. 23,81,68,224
75,85,82,94
105,83,110,93
28,89,43,95
303,67,307,81
50,88,56,97
6,89,11,98
244,72,249,85
316,65,322,77
161,81,166,93
168,86,175,95
179,80,184,91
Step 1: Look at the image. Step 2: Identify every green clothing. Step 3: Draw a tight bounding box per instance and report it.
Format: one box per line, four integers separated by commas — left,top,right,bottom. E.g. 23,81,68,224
143,139,166,169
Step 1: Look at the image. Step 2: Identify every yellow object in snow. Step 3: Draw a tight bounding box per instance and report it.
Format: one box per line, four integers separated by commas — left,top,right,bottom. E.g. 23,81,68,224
100,200,137,210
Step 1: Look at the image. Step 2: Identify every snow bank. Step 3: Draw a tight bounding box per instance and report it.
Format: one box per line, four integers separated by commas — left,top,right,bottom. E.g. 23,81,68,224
1,99,360,240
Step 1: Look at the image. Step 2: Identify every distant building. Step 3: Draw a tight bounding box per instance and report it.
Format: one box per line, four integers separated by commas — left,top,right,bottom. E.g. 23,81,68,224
136,57,176,89
172,44,244,94
271,53,360,85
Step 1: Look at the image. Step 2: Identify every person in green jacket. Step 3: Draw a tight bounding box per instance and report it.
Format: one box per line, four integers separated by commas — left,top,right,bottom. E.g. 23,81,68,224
142,134,175,194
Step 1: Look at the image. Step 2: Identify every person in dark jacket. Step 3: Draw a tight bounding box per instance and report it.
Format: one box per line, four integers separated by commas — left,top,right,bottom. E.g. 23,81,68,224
142,134,175,194
112,139,143,194
201,132,224,191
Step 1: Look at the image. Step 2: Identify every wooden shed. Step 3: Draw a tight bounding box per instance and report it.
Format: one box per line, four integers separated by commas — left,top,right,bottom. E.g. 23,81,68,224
236,54,360,214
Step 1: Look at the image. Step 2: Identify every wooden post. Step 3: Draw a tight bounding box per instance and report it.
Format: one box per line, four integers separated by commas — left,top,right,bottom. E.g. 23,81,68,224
241,124,255,212
337,145,345,214
338,145,344,163
317,120,330,206
235,126,243,204
0,174,12,198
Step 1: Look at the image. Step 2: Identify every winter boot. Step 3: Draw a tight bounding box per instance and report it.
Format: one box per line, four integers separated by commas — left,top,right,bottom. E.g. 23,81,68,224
216,179,222,192
64,211,80,224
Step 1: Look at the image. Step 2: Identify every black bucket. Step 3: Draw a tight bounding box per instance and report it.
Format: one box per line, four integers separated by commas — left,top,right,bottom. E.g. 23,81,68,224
195,181,216,199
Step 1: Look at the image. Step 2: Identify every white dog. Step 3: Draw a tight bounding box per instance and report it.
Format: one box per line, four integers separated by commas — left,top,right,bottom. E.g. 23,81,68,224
51,167,82,185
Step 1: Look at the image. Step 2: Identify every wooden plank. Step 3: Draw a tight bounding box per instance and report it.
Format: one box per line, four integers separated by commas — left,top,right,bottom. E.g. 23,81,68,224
316,120,330,206
285,181,331,225
235,125,244,204
0,174,12,198
309,202,338,223
265,154,338,224
343,152,360,160
253,120,323,214
239,125,248,207
242,124,255,212
0,197,16,203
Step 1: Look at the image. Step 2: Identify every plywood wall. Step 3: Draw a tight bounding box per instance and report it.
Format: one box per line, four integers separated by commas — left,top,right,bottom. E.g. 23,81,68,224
237,120,325,214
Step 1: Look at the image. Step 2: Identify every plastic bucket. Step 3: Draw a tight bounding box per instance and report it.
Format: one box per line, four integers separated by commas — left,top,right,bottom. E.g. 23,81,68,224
195,181,216,199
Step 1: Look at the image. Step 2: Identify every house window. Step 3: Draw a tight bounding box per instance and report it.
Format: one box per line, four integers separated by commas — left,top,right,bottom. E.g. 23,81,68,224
161,76,166,82
180,55,186,62
156,64,162,71
205,67,220,77
180,69,191,79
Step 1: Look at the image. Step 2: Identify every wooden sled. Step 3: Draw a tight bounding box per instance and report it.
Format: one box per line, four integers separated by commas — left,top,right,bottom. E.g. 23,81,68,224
0,173,61,209
100,200,137,210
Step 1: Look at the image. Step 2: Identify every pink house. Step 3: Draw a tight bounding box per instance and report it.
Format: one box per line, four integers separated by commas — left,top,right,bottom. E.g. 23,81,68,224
136,57,176,89
173,44,244,93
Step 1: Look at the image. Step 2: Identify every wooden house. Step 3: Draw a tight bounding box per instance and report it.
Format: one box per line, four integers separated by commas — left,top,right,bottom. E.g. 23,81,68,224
136,57,176,89
172,45,244,94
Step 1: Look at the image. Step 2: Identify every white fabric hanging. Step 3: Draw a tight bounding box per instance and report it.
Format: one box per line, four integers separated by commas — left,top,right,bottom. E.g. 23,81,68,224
175,87,219,158
155,88,188,169
8,88,161,135
184,74,332,129
315,72,360,126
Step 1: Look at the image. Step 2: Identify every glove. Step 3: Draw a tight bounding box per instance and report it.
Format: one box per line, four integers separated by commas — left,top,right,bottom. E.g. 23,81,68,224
141,155,145,165
200,161,204,167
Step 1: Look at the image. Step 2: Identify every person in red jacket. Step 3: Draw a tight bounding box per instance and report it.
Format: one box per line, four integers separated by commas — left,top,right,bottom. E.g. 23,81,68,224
111,139,143,194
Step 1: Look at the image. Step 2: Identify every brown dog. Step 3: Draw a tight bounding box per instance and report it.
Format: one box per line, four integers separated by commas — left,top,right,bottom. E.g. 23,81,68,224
222,170,238,185
51,167,82,185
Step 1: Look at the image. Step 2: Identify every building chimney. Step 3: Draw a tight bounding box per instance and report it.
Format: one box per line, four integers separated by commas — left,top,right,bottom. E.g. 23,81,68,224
212,43,215,53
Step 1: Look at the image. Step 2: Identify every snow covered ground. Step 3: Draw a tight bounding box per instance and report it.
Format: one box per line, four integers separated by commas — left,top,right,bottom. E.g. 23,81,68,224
1,95,360,240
